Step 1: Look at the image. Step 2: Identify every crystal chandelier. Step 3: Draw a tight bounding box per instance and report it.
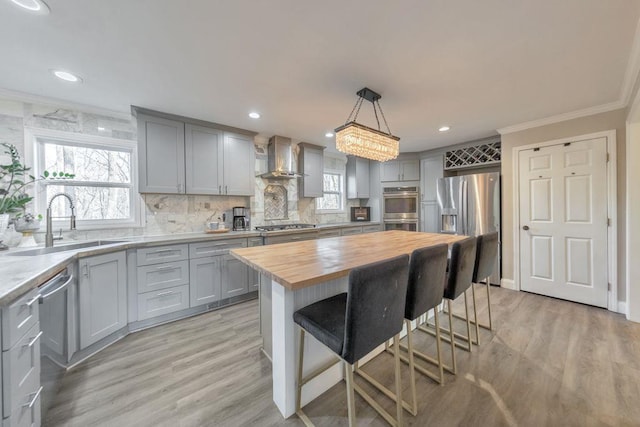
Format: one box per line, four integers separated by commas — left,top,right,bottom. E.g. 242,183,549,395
335,87,400,162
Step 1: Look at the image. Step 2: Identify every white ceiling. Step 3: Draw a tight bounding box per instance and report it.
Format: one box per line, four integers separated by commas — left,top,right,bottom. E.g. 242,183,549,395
1,0,640,153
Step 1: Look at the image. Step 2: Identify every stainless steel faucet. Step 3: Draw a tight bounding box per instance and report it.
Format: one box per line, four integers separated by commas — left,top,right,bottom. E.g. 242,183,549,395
45,193,76,247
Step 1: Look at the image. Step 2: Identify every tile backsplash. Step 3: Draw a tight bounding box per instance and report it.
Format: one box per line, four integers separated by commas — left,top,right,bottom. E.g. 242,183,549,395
0,97,359,246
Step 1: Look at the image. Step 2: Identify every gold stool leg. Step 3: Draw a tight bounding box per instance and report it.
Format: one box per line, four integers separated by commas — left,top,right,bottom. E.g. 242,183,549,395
471,283,480,345
404,319,418,415
486,276,493,330
433,309,445,385
296,328,305,413
463,290,472,352
345,362,356,427
393,334,404,427
447,300,457,374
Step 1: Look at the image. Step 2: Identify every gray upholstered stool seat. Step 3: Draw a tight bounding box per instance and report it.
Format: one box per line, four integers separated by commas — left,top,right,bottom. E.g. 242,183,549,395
294,255,409,427
293,293,346,356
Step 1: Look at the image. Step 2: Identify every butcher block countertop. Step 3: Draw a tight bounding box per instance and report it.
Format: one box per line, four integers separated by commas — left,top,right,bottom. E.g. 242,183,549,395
230,230,466,291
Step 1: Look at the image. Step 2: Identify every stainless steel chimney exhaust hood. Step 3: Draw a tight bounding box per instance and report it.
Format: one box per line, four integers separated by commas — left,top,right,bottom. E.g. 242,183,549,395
259,136,303,179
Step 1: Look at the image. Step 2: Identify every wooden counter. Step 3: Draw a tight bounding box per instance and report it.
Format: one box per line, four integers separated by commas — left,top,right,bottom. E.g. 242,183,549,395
230,230,465,290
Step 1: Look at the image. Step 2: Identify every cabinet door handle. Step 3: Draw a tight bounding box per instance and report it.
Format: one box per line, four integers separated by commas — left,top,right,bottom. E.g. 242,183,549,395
83,264,90,278
23,330,43,348
24,294,42,307
23,386,43,409
219,185,222,194
149,249,176,254
157,290,174,297
155,265,175,271
225,185,228,194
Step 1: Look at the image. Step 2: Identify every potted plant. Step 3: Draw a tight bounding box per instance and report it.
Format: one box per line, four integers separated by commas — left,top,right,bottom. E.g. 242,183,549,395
0,143,75,247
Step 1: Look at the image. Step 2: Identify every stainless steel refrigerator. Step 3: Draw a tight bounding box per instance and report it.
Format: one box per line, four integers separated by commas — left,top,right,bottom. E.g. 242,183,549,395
436,172,501,285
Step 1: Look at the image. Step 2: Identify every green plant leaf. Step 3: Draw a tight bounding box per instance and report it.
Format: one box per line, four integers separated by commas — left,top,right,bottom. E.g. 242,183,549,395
43,170,49,178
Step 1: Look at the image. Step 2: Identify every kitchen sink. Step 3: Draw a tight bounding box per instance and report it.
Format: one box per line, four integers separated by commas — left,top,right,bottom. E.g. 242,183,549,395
4,240,126,256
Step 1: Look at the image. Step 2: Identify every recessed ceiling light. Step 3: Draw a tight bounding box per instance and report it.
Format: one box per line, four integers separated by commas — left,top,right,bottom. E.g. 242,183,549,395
10,0,49,14
438,126,451,132
97,127,106,131
325,132,334,138
52,70,82,83
248,112,260,119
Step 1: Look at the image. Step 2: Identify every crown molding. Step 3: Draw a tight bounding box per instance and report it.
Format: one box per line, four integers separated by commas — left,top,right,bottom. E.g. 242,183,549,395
499,17,640,136
620,17,640,106
0,87,132,121
497,100,626,135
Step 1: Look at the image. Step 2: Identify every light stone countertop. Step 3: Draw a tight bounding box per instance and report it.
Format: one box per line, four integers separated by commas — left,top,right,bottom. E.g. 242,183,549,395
0,224,381,306
0,230,260,306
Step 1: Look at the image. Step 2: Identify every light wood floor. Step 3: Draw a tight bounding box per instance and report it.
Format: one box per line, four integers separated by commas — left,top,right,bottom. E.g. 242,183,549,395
46,287,640,426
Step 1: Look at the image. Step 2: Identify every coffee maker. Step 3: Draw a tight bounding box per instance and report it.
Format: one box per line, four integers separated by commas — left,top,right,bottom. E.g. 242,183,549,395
232,207,250,231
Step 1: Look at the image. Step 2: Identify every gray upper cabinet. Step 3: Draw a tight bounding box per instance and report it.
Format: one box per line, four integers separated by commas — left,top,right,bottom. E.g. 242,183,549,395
137,110,255,196
138,114,185,193
346,156,370,199
185,124,223,194
381,158,420,182
223,133,255,196
298,143,325,198
79,251,127,349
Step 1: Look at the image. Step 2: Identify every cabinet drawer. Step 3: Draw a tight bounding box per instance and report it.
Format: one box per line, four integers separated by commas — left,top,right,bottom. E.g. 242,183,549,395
189,239,247,259
318,229,341,239
2,288,40,351
247,237,263,247
362,224,382,233
137,260,189,294
137,285,190,321
137,244,188,266
340,227,363,236
3,322,41,419
265,232,317,245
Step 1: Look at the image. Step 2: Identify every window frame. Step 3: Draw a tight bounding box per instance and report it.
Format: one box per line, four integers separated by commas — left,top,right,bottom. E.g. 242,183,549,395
316,169,345,213
25,127,143,230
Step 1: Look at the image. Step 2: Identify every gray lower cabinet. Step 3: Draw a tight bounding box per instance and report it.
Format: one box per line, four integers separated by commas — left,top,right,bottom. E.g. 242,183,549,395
2,287,42,427
137,285,190,321
221,254,249,298
362,224,383,233
340,226,362,236
79,251,127,349
317,229,341,239
247,237,263,291
136,261,189,293
189,256,222,307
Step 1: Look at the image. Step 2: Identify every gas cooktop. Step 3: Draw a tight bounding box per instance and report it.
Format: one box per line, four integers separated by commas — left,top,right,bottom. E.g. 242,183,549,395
255,224,316,231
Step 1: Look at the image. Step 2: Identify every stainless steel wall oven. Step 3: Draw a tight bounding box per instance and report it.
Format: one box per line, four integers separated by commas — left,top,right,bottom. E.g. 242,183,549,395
383,186,419,231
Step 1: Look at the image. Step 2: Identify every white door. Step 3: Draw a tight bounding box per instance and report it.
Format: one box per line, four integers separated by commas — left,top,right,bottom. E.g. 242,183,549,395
519,137,608,307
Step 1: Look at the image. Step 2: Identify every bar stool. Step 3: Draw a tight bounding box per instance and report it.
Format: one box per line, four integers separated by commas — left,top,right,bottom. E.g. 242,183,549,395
294,254,409,427
422,237,477,368
364,244,450,416
448,232,500,345
471,232,499,335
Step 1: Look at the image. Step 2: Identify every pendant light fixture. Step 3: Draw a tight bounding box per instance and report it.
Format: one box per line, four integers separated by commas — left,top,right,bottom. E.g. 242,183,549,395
334,87,400,162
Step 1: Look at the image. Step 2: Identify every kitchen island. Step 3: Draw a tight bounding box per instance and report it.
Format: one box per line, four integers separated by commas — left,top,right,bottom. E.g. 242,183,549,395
230,230,465,418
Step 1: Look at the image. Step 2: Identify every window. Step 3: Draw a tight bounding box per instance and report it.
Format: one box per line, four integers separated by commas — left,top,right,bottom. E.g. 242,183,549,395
316,172,344,211
31,130,141,229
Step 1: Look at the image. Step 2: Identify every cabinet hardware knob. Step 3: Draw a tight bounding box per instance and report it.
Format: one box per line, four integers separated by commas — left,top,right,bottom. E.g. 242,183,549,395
522,225,530,231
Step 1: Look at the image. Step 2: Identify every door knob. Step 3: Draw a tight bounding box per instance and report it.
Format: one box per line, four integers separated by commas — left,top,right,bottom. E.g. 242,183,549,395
522,225,530,231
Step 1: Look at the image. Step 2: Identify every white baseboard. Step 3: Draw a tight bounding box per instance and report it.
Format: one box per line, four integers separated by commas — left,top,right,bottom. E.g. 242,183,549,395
501,278,516,290
617,301,627,315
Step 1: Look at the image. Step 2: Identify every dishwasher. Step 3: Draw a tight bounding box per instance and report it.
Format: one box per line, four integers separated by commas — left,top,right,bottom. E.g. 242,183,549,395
39,267,76,422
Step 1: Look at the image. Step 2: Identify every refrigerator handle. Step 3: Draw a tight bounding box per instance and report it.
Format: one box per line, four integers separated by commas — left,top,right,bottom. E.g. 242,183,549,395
461,179,468,235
